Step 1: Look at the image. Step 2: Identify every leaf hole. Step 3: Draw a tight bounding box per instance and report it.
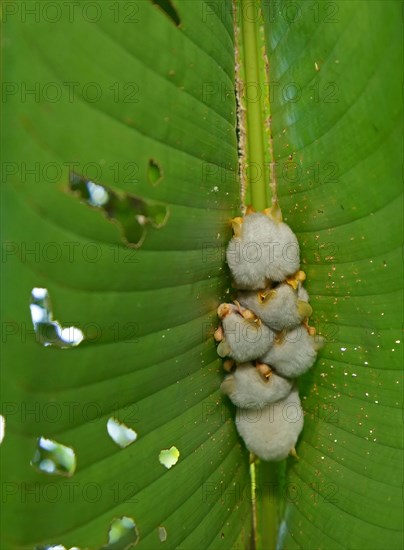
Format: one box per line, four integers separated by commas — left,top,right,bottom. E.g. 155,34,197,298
34,545,80,550
31,437,77,477
30,288,84,348
0,414,5,445
103,516,139,550
147,158,163,186
143,202,169,228
158,446,179,469
69,172,169,247
107,417,138,448
150,0,181,27
158,526,168,542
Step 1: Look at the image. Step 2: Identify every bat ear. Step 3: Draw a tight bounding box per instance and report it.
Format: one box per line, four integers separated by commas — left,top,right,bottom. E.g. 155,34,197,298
245,204,255,215
236,303,258,321
263,200,283,223
286,276,299,290
297,270,306,282
217,303,232,319
258,289,276,304
286,270,306,289
231,216,244,237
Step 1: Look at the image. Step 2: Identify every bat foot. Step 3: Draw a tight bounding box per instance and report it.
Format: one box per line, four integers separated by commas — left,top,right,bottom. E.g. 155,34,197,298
256,362,272,380
289,447,299,460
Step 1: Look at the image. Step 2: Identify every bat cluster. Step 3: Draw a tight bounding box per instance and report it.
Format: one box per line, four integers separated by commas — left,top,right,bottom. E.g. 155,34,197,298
215,208,324,461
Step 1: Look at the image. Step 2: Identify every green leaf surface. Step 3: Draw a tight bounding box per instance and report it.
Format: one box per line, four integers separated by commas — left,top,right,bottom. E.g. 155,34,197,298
2,1,403,549
262,1,403,549
1,1,251,549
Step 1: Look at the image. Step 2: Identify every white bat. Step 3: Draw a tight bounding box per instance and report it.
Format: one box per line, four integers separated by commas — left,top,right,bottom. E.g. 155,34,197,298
235,387,304,461
226,212,300,290
215,303,275,362
220,362,293,409
237,283,312,331
260,325,324,378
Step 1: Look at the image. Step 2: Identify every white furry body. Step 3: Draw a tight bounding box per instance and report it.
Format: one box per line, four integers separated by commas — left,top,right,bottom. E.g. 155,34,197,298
260,326,318,378
215,211,324,461
218,309,275,362
235,387,304,461
226,213,300,289
221,363,292,408
238,284,306,331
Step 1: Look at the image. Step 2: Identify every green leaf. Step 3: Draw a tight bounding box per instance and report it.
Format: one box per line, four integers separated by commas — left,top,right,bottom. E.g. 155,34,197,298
2,1,403,550
261,1,403,549
1,1,251,548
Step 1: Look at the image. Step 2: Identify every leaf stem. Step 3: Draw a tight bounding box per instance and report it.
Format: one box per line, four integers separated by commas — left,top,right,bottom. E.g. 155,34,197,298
236,3,282,548
239,0,269,211
257,460,285,550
